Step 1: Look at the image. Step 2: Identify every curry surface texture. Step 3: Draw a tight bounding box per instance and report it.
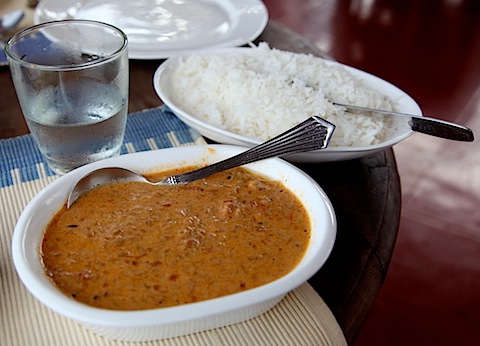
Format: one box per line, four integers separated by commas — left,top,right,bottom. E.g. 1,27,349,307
41,167,311,310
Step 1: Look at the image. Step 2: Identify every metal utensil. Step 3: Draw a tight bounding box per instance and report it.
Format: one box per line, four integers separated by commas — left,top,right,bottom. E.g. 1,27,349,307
0,10,24,37
334,102,474,142
67,116,336,208
0,10,25,67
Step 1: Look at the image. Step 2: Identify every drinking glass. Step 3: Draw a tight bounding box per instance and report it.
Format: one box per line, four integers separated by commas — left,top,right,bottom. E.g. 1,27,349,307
6,20,129,175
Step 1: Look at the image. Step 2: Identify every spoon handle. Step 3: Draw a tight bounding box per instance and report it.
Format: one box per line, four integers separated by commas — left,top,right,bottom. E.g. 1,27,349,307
408,117,474,141
333,102,474,142
161,116,336,185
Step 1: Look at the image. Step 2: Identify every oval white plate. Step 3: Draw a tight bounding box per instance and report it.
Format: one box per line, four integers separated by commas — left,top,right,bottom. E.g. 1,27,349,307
12,145,336,341
34,0,268,60
154,47,423,162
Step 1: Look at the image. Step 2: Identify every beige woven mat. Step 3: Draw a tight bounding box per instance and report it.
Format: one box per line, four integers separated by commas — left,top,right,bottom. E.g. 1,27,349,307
1,176,346,346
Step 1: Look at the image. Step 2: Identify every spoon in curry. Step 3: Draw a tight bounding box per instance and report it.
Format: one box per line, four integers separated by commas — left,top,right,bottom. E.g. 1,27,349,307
67,116,336,208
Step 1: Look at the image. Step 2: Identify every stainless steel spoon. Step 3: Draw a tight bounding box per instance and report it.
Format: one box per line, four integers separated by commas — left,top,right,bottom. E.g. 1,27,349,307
0,10,25,67
67,116,336,208
0,10,24,37
334,102,474,142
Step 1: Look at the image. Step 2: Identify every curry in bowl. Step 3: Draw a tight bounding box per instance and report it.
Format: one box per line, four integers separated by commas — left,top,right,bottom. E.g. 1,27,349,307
13,145,336,341
41,166,311,310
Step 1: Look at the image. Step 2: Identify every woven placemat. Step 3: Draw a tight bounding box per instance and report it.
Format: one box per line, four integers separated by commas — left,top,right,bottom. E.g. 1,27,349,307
0,107,205,188
0,107,346,345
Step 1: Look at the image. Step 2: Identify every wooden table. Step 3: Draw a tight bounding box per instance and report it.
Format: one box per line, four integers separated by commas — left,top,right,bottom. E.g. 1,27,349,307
0,20,401,344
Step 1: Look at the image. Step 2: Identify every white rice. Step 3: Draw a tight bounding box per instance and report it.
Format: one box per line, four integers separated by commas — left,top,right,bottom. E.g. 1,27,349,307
169,43,398,147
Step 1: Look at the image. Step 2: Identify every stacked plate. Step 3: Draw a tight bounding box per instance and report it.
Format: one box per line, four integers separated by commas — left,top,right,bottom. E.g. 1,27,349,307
34,0,268,59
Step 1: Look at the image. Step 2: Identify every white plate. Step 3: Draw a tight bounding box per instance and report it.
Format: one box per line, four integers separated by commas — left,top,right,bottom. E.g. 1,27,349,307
12,145,336,341
153,47,423,162
34,0,268,60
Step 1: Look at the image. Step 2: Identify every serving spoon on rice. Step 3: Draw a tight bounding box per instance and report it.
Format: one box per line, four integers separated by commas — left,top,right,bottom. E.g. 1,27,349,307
334,102,474,142
67,116,336,208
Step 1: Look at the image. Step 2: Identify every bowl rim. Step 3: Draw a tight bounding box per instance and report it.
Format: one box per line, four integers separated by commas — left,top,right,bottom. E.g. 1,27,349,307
153,46,422,155
12,145,336,327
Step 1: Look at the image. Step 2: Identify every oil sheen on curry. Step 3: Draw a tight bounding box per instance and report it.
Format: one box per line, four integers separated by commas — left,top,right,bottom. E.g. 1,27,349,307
41,166,311,311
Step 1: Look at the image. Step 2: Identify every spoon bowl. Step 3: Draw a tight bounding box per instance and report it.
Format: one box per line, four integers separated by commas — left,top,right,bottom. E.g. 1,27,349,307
0,10,25,66
0,10,25,37
67,116,335,208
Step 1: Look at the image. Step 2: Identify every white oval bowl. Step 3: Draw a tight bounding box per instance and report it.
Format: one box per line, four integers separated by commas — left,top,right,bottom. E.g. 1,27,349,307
12,145,336,342
153,47,422,162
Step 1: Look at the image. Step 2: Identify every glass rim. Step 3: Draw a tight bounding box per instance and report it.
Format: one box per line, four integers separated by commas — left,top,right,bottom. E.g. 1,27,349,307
5,19,128,70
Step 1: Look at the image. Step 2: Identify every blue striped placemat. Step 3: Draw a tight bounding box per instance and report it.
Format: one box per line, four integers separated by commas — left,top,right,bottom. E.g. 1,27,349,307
0,106,206,188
